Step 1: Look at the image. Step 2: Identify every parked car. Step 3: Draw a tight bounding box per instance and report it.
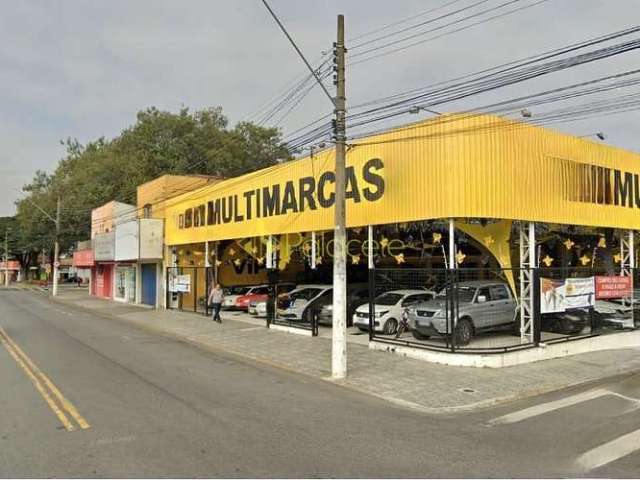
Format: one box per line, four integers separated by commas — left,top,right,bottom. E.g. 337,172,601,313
253,300,268,318
243,283,297,314
407,281,517,345
277,285,332,322
316,284,374,327
222,285,267,310
352,289,436,335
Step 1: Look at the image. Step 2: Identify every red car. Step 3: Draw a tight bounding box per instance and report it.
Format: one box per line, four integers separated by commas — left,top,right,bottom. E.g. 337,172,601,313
236,283,297,312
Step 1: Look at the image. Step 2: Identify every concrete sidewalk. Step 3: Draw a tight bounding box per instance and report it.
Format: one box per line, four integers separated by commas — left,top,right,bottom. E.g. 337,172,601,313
51,289,640,414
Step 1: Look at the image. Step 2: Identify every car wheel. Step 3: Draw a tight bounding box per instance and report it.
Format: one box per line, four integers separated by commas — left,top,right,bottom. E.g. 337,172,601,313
411,330,431,340
383,318,398,335
455,318,473,346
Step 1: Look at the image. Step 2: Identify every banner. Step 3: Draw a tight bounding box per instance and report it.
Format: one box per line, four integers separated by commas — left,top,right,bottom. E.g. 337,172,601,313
595,275,632,299
540,277,595,314
169,274,191,293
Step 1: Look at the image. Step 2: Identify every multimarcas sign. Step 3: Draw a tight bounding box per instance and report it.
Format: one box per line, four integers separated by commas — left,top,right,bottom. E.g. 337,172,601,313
177,158,385,229
164,114,640,246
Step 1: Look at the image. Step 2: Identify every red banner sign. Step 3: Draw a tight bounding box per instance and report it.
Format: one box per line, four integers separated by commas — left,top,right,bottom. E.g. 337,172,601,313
0,260,20,270
595,275,632,299
73,249,95,267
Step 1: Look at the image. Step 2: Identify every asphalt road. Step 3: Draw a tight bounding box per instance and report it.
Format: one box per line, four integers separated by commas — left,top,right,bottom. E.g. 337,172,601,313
1,289,639,478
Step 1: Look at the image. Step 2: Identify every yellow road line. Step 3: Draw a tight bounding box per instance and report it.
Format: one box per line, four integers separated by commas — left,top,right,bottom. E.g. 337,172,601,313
0,332,76,431
0,328,90,430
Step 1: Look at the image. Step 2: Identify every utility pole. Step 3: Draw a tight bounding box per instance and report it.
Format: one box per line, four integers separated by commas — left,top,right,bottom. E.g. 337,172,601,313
332,14,347,379
52,196,61,297
4,229,9,287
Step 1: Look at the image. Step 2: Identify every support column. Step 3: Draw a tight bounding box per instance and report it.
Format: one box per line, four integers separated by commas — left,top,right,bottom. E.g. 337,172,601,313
266,235,274,269
311,232,317,269
367,225,374,269
448,218,455,270
620,230,634,327
519,222,536,343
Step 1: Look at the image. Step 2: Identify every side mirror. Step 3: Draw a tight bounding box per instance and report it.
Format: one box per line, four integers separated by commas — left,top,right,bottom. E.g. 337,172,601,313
477,295,487,303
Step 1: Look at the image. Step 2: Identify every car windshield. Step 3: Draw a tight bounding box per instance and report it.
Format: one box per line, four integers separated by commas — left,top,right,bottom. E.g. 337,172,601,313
375,293,403,306
249,287,269,295
436,286,476,303
289,288,322,301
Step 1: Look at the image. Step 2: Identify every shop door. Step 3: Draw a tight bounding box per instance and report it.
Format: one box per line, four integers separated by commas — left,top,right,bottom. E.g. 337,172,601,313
141,264,157,306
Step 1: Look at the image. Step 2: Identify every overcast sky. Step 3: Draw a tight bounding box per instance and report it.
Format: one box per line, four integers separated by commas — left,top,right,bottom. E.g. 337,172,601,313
2,0,639,216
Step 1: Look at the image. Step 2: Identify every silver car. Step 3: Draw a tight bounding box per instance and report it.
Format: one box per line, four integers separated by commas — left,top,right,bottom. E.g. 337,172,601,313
407,281,517,345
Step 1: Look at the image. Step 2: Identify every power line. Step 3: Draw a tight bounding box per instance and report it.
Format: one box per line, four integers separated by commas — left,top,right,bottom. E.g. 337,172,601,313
260,0,335,107
350,0,552,66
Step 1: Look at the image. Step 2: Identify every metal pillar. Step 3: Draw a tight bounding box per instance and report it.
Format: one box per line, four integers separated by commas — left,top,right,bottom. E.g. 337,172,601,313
620,230,634,327
519,222,536,343
367,225,374,269
311,232,317,269
266,235,274,269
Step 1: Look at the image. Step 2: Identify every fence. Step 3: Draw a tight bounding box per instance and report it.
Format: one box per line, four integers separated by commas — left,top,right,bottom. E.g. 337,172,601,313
369,266,637,354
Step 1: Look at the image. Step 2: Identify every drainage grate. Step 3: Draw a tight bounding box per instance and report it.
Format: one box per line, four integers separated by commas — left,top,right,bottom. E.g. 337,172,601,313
460,388,477,393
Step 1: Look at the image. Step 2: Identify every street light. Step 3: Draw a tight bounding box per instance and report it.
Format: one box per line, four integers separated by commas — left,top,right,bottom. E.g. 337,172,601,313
579,132,606,140
409,105,441,115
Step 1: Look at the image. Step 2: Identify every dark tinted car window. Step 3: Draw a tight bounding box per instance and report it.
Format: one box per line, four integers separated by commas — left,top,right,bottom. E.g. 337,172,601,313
476,287,491,302
489,285,509,300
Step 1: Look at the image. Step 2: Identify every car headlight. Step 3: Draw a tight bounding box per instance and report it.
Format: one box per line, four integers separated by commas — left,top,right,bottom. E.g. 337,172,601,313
375,310,389,317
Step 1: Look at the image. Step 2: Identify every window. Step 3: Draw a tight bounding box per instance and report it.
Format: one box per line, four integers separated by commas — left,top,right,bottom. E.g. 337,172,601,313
489,285,510,300
143,204,152,219
476,287,491,302
401,295,425,307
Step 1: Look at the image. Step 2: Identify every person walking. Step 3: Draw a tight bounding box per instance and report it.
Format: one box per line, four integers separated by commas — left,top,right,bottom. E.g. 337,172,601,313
208,283,224,323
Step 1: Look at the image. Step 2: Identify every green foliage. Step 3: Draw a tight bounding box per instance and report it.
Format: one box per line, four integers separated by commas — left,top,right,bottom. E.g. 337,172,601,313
14,106,291,258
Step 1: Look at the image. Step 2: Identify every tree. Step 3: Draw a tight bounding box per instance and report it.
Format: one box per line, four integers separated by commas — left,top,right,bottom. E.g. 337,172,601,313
14,106,291,260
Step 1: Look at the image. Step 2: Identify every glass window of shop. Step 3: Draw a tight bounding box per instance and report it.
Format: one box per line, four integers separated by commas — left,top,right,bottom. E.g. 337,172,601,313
115,265,136,302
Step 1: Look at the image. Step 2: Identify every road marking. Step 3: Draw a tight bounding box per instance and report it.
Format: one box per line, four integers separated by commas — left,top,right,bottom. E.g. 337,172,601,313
487,389,612,426
577,428,640,471
0,328,90,430
0,331,76,431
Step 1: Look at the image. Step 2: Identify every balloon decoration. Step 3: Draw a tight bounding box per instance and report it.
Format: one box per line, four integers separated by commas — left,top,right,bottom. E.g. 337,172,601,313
233,258,242,267
456,251,467,265
432,232,442,244
215,259,223,267
228,247,236,256
256,257,265,266
351,254,361,265
563,238,575,250
579,254,591,266
483,235,495,247
315,256,323,265
597,236,607,248
541,254,554,266
394,253,405,264
380,237,389,248
614,253,622,264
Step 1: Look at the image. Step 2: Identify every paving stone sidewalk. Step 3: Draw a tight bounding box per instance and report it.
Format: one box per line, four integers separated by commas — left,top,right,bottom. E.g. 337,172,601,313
52,289,640,414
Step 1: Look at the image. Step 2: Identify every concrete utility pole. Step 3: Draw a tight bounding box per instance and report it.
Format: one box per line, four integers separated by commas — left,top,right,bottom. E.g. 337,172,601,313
52,196,61,297
332,14,347,380
4,229,9,287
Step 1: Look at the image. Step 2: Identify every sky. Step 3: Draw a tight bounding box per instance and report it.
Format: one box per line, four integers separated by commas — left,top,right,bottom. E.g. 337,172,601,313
1,0,639,216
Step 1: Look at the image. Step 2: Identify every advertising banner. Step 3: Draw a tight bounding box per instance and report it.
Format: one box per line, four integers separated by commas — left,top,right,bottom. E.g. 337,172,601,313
73,249,94,267
94,231,116,261
595,275,632,299
169,274,191,293
139,219,163,259
115,220,139,261
541,277,595,314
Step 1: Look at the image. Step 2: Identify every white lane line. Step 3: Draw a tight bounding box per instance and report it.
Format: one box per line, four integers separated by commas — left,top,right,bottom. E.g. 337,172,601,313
577,428,640,471
487,389,612,426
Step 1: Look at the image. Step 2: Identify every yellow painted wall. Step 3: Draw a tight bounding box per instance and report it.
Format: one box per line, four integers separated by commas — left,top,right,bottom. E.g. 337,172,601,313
162,114,640,246
137,175,220,220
